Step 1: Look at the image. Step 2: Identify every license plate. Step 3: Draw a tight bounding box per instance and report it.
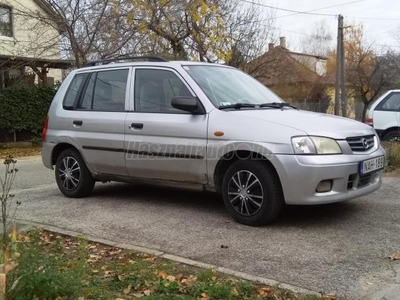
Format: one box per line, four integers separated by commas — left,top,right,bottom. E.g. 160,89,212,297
360,156,385,175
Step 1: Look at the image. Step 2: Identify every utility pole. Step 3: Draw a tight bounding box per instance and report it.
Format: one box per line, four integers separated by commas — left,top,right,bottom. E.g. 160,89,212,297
334,15,344,116
340,20,348,117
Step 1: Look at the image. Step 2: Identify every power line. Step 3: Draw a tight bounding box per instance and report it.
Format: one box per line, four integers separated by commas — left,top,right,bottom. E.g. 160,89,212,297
272,0,366,20
344,15,400,20
240,0,337,16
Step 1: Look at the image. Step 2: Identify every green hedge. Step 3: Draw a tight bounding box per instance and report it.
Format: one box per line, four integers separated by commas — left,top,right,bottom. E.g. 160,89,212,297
0,85,56,135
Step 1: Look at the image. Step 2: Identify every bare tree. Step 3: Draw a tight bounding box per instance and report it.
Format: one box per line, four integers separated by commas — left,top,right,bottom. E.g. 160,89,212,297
301,20,333,56
344,25,400,121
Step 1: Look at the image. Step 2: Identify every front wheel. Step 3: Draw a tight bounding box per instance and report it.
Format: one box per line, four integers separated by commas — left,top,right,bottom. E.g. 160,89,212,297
222,160,284,226
55,148,95,198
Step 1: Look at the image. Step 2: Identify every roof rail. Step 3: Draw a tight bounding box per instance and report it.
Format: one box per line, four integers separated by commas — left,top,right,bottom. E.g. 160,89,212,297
83,56,168,67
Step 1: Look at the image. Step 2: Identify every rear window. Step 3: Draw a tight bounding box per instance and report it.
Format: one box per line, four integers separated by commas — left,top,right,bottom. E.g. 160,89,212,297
63,73,87,109
376,92,400,111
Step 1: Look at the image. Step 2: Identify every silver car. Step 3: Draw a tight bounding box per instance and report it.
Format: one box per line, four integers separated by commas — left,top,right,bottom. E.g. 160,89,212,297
42,57,385,226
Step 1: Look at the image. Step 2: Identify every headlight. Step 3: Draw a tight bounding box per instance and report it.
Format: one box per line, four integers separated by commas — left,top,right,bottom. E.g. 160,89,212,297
292,136,342,154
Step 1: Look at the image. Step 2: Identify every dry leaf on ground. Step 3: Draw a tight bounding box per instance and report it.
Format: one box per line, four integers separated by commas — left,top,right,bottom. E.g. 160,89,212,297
123,284,132,295
388,252,400,260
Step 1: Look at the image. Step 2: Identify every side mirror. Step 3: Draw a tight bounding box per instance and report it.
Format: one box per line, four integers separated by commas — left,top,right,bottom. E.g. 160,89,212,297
171,96,205,114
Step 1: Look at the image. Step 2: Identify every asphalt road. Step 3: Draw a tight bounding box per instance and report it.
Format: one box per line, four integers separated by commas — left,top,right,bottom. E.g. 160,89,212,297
10,157,400,299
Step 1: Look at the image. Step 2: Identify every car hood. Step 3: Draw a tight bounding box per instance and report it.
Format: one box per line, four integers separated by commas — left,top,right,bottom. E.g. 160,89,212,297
232,109,375,139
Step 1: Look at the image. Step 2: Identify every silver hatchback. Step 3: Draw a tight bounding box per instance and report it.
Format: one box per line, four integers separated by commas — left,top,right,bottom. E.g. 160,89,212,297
42,57,385,226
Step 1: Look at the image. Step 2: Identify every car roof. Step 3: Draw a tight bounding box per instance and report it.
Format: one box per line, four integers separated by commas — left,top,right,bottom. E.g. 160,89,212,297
76,60,227,72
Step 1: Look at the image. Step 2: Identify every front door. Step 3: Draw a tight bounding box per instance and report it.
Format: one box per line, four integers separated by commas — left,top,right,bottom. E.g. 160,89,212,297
124,67,208,184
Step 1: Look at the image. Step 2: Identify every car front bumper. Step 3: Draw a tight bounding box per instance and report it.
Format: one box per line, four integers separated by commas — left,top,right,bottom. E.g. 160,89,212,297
273,147,385,205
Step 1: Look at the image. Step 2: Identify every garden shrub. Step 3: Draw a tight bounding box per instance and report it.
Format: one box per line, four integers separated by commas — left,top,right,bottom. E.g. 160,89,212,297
0,85,56,137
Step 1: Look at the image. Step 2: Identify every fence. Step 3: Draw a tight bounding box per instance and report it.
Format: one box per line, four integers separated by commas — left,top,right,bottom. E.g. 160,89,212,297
295,100,366,122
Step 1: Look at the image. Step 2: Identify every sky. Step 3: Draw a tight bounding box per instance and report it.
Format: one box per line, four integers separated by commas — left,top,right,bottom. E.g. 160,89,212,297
253,0,400,53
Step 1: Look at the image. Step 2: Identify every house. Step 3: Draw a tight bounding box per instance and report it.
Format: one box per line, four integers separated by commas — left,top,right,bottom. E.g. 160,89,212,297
0,0,72,88
248,37,331,112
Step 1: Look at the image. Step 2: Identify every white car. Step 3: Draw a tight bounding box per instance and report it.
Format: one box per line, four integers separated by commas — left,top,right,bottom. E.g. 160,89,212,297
366,90,400,142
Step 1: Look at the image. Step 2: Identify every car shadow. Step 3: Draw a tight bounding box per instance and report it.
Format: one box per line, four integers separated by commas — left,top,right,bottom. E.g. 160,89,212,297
91,182,361,227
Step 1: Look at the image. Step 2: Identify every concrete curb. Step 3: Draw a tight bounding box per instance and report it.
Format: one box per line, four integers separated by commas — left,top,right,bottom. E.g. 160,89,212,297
15,218,321,297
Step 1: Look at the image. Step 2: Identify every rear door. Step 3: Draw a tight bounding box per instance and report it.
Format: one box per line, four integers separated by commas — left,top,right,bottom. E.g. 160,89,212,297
124,67,208,183
67,68,131,176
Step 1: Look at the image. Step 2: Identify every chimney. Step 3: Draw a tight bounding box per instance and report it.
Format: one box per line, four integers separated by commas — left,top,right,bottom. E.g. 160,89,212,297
279,37,287,49
268,43,274,51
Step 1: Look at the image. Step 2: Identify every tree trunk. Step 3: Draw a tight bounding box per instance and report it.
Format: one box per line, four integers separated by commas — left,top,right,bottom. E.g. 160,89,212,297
362,103,369,123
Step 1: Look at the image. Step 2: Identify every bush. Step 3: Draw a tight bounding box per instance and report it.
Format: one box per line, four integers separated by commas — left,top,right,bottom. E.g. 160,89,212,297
382,142,400,171
0,85,56,136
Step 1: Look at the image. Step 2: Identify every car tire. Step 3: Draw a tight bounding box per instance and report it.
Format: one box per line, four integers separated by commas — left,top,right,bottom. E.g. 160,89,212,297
382,131,400,143
222,159,284,226
55,148,95,198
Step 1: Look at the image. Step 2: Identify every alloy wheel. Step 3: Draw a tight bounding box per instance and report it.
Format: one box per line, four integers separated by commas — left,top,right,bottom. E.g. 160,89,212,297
227,170,264,216
58,156,81,191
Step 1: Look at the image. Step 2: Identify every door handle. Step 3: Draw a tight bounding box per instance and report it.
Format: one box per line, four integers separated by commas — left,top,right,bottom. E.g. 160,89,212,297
129,123,143,130
73,120,83,126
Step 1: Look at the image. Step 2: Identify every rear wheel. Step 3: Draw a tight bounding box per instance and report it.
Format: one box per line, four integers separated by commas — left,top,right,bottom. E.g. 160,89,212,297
383,131,400,143
55,148,95,198
222,159,284,226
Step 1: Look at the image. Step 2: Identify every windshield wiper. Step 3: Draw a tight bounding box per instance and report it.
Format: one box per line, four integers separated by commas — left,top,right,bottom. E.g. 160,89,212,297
260,102,298,110
219,103,257,110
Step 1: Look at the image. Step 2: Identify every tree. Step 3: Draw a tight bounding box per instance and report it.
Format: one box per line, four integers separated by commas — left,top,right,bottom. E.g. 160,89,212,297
126,0,275,63
301,20,333,56
12,0,146,67
328,24,400,121
345,25,400,121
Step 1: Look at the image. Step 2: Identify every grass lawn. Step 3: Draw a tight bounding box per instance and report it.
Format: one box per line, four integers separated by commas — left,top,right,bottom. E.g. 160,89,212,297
7,230,337,300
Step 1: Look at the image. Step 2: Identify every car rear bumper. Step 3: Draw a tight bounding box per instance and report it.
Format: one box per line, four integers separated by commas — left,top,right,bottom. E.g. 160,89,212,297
273,147,385,205
42,142,56,169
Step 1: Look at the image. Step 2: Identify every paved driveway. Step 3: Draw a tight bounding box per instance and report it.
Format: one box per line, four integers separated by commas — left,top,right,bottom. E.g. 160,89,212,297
11,157,400,299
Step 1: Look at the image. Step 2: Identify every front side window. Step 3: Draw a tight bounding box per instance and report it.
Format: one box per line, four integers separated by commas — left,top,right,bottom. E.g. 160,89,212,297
134,69,193,113
0,6,12,37
378,93,400,111
184,65,283,107
91,69,128,111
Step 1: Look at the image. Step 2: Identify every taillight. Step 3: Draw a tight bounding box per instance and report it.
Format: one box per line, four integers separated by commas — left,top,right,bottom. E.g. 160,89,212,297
365,118,373,126
42,116,49,142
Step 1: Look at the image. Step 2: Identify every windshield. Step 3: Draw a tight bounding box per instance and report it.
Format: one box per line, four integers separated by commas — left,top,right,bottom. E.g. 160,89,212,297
183,65,283,107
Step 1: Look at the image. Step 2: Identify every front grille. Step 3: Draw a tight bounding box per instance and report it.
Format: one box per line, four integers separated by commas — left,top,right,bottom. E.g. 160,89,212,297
346,135,375,152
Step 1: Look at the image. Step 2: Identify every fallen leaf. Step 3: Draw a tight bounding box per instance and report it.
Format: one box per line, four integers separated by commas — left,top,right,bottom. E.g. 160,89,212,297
158,271,168,278
322,296,337,300
388,252,400,260
166,275,176,282
78,297,85,300
123,284,132,295
200,292,209,300
118,274,126,281
143,289,151,296
132,292,144,298
257,287,272,297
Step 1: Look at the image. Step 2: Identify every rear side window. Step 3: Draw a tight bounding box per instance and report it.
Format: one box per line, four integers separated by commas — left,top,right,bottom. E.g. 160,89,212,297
376,93,400,111
76,69,129,111
92,70,129,111
63,73,87,109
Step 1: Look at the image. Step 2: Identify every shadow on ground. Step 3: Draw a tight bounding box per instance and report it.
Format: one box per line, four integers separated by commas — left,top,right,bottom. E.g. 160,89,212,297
90,182,360,228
